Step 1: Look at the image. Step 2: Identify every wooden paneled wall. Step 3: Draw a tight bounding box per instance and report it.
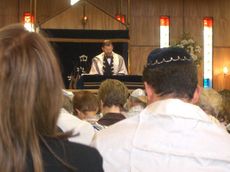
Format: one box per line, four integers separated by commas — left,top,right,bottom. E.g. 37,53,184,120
87,0,128,18
0,0,230,90
129,0,183,79
129,0,230,91
41,1,126,30
0,0,19,28
36,0,70,25
0,0,69,27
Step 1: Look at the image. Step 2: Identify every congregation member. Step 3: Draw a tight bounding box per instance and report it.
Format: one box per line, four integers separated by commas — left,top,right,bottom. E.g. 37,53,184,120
0,24,103,172
93,47,230,172
89,40,128,75
219,90,230,131
125,88,147,118
97,79,128,126
57,93,95,145
198,88,224,125
73,91,104,131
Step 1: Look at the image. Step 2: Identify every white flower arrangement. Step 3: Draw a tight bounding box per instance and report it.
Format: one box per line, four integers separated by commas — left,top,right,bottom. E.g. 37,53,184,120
173,33,202,66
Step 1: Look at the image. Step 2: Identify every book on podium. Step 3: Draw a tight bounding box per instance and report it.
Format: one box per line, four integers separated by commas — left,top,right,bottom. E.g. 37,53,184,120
76,74,144,90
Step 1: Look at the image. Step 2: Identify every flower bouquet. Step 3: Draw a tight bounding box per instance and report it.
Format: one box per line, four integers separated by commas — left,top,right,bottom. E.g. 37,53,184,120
172,33,202,66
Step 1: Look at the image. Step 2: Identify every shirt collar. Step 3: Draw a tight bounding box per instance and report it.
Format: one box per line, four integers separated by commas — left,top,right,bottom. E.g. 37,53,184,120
143,98,211,123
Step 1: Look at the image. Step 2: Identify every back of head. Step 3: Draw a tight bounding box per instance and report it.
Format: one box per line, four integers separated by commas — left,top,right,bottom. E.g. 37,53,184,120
63,94,74,114
219,90,230,124
0,24,63,172
73,91,99,115
129,89,147,107
98,79,129,108
198,88,223,117
143,47,198,100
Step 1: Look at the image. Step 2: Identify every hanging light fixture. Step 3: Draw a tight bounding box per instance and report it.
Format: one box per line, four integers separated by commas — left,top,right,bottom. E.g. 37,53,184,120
23,12,35,32
116,14,125,24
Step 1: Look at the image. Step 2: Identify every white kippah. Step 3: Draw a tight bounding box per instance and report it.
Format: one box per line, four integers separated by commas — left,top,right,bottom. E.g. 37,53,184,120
130,89,147,103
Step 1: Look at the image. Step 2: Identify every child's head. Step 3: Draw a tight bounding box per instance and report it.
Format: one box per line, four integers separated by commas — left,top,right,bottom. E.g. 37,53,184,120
73,91,100,120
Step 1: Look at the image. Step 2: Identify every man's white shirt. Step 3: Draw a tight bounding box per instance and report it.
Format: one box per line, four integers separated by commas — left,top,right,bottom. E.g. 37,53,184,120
93,99,230,172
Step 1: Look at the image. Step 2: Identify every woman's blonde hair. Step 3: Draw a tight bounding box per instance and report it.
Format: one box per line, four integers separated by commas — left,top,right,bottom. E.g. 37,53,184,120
0,24,64,172
198,88,223,117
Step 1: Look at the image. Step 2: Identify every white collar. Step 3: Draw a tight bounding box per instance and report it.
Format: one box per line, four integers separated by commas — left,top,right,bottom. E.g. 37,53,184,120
143,98,211,123
132,99,230,162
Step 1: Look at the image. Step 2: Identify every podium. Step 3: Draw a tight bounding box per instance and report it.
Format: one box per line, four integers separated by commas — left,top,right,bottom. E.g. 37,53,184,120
76,75,144,89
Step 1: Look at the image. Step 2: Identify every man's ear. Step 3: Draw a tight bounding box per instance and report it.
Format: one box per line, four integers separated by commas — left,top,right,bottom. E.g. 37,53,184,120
191,85,202,104
100,100,104,113
75,109,85,120
144,82,155,104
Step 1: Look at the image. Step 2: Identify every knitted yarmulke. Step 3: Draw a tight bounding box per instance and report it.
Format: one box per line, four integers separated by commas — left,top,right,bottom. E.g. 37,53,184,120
147,47,193,68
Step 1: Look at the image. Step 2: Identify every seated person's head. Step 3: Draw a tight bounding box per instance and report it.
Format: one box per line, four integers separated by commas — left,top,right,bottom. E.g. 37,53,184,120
73,91,99,120
198,88,223,119
127,89,147,109
63,93,74,114
143,47,199,104
0,24,64,171
219,90,230,124
98,79,129,114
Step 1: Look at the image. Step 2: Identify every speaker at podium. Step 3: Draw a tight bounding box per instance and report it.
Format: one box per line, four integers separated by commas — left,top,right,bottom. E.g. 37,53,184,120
41,29,129,88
